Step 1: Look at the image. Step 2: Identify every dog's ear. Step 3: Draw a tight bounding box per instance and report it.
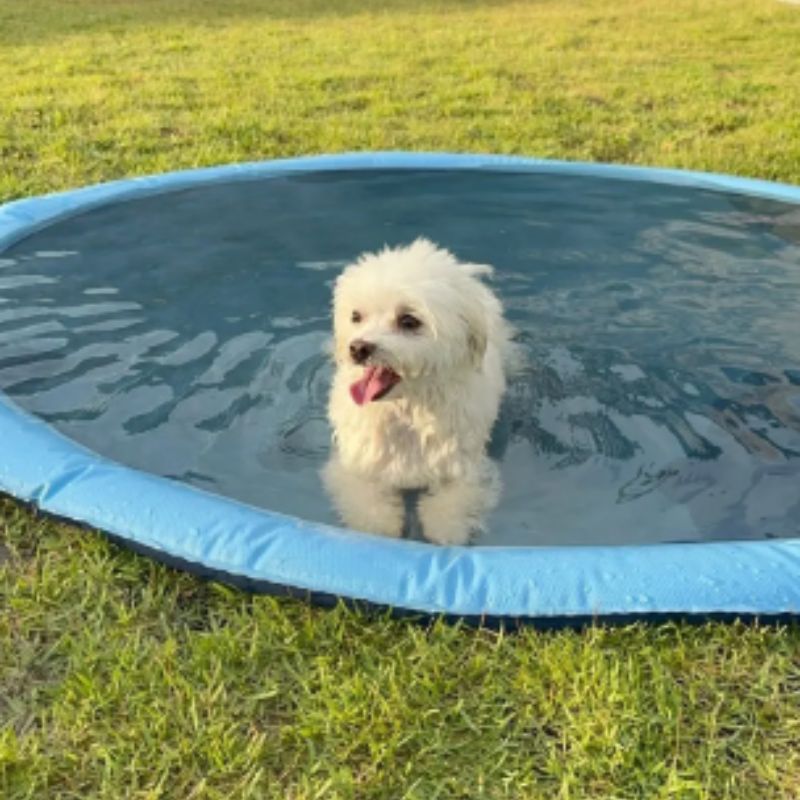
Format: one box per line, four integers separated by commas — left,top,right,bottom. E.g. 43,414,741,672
460,303,488,369
458,264,494,368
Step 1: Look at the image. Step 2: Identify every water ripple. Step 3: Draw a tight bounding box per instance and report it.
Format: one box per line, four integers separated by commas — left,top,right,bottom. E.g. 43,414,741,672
1,170,799,544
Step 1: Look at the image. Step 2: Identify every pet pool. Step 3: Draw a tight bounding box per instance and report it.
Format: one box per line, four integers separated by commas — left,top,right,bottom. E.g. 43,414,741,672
1,152,799,622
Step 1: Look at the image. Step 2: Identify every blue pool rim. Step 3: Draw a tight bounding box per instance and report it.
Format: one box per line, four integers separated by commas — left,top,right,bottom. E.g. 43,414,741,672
2,151,800,624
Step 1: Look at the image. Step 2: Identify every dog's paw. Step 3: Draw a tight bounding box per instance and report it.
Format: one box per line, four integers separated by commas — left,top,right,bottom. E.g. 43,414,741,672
334,496,405,539
361,506,405,539
417,501,473,546
321,458,405,538
422,522,473,546
417,478,495,546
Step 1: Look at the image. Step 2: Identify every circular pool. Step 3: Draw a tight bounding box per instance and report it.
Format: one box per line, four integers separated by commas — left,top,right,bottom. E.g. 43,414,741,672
1,153,799,621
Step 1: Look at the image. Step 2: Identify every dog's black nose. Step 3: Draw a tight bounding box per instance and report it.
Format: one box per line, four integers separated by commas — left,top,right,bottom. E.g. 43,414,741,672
349,339,375,365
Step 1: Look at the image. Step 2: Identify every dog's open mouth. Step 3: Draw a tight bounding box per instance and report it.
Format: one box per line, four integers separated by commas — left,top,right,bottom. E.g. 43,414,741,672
350,365,401,405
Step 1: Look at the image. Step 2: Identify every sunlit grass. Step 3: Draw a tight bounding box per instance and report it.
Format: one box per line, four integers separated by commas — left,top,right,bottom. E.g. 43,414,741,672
1,0,800,205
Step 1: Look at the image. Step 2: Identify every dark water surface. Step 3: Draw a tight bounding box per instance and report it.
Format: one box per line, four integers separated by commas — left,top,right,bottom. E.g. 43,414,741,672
1,170,799,545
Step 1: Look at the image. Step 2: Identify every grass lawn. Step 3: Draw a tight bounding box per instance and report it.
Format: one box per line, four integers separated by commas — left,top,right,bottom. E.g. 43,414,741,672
2,0,800,797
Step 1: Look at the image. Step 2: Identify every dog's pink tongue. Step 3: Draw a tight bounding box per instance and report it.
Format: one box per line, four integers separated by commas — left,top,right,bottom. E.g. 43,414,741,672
350,366,395,405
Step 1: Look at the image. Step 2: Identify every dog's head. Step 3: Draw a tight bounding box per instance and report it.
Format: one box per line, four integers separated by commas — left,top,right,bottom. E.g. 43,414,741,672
331,238,500,405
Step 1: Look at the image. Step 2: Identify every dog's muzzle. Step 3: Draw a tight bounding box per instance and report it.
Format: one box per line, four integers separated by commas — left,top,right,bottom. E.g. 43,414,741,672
349,339,376,365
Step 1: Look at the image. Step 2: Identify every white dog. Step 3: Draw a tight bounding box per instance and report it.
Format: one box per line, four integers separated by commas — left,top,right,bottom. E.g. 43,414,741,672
322,238,510,545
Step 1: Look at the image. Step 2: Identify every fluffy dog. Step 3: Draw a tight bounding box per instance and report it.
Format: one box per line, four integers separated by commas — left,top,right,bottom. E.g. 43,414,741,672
322,238,510,545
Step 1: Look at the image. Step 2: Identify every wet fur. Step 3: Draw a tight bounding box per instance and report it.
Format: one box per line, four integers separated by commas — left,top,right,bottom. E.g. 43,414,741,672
322,239,510,545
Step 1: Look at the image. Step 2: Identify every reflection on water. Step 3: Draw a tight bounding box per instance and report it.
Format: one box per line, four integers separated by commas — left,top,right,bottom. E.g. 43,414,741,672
1,170,799,545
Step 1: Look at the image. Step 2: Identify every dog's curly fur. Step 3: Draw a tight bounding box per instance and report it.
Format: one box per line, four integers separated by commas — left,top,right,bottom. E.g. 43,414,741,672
322,238,510,545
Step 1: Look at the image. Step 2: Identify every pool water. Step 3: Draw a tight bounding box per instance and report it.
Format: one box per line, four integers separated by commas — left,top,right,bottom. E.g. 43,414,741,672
1,169,799,546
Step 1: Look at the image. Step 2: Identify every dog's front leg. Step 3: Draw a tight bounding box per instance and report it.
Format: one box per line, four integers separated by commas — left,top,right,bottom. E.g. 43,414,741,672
417,460,500,545
321,457,404,538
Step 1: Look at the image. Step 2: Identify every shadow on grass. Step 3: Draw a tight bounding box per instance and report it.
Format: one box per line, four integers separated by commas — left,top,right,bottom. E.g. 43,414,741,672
0,0,526,45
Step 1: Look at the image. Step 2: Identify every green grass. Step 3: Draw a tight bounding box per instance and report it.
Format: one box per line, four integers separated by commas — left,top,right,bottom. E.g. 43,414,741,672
2,0,800,204
3,500,800,800
2,0,800,797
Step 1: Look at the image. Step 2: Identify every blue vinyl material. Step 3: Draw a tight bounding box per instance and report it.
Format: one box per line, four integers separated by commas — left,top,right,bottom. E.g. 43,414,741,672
1,152,799,622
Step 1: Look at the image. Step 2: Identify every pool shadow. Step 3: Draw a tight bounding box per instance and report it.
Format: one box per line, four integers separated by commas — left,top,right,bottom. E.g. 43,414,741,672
1,0,525,46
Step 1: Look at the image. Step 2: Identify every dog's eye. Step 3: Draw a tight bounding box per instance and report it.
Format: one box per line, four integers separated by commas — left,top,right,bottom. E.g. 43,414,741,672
351,311,362,324
397,313,422,331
